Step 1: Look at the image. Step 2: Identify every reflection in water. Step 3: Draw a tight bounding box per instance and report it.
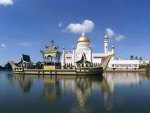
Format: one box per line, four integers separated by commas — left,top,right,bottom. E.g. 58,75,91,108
103,72,147,113
9,75,33,93
60,76,103,113
43,77,60,103
6,72,148,113
17,75,33,93
75,77,92,108
104,72,147,92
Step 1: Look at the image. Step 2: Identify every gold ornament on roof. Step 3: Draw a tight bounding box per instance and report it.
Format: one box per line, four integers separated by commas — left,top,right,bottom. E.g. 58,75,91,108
77,32,90,43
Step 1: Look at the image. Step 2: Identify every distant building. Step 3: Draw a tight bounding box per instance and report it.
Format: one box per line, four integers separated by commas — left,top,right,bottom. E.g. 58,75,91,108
108,60,141,70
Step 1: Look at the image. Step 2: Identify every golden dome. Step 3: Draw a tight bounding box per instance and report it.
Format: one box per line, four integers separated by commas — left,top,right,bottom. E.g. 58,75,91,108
77,32,90,43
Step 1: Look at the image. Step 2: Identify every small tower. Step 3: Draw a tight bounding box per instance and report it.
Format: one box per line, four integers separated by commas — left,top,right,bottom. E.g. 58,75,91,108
104,35,108,53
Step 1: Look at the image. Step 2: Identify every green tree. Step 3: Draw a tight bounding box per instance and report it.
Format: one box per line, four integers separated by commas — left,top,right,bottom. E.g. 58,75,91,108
36,61,43,69
5,63,12,69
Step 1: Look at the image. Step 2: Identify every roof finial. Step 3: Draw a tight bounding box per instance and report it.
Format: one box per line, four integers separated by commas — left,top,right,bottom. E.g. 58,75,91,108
104,35,108,39
82,32,85,37
50,40,54,46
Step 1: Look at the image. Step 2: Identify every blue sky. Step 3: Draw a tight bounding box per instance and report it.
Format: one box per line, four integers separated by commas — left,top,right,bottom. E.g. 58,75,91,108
0,0,150,65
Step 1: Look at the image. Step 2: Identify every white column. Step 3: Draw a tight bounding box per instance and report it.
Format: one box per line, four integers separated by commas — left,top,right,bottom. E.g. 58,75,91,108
89,46,92,62
104,35,108,54
72,46,75,67
61,46,65,69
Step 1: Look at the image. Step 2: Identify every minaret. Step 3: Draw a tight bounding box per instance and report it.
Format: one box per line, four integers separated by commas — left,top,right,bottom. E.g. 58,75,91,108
61,46,65,69
104,35,108,54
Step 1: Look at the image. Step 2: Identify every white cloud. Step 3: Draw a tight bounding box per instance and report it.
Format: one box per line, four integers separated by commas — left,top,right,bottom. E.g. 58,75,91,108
66,20,95,34
18,42,32,47
106,28,115,38
1,43,6,47
0,0,14,6
58,22,62,27
105,28,125,42
115,34,125,41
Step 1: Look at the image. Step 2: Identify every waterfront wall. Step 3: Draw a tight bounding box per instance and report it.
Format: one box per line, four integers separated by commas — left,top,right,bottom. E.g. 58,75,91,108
106,68,146,72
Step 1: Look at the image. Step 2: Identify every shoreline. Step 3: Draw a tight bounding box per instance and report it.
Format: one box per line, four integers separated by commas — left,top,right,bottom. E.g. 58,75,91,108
0,68,149,75
105,69,147,72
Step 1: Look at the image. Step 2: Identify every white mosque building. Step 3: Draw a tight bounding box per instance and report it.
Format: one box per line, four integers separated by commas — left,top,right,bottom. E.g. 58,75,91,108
61,32,114,69
61,32,148,70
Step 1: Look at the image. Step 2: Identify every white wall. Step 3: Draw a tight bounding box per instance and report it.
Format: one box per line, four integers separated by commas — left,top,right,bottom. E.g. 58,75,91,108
108,60,140,69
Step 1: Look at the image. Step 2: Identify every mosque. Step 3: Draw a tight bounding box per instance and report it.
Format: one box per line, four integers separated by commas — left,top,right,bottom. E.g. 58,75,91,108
39,31,148,71
61,32,114,69
61,32,148,70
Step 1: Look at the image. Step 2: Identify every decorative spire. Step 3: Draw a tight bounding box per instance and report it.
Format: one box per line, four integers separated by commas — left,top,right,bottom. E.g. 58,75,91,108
50,40,54,46
82,32,85,37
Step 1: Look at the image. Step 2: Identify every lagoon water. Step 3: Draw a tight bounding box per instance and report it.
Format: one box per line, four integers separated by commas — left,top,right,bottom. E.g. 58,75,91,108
0,71,150,113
